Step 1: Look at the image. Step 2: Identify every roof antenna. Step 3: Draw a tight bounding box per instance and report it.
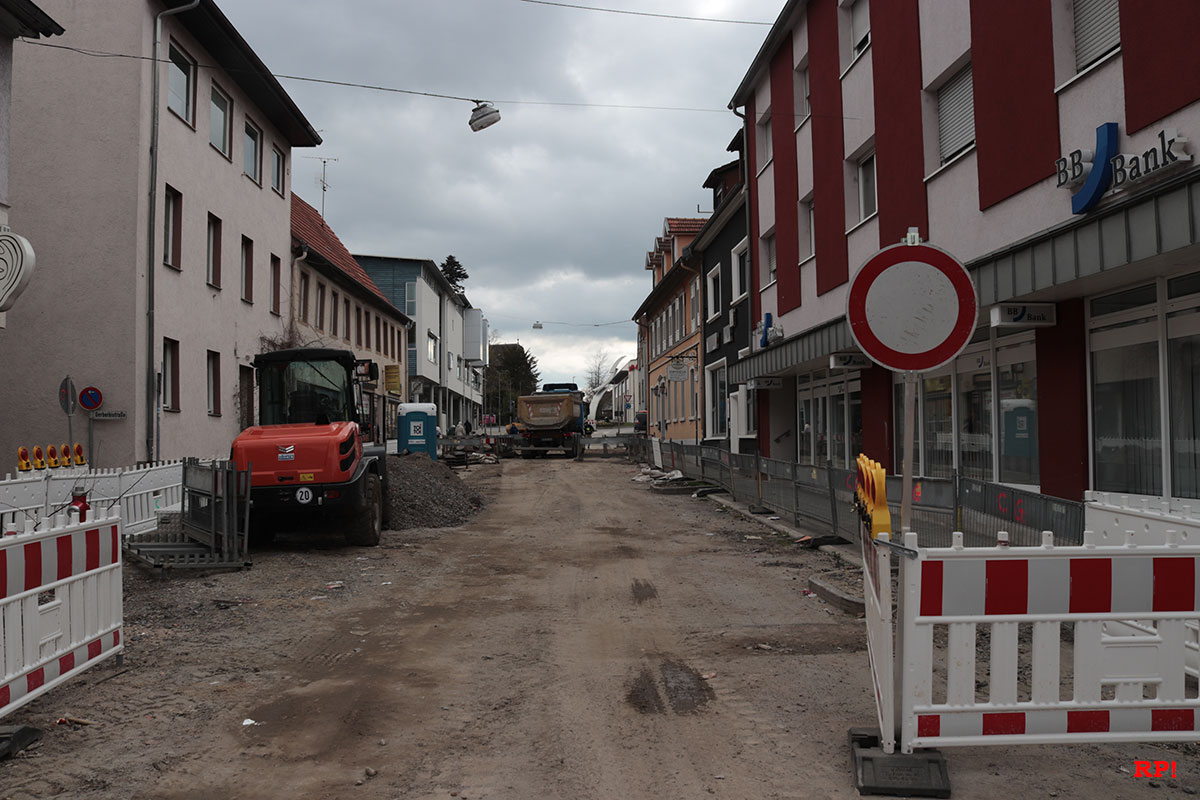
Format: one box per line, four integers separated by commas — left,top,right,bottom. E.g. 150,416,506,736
303,155,339,217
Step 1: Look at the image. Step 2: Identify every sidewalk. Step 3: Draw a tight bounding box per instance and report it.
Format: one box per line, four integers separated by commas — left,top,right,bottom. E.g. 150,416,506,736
704,491,864,570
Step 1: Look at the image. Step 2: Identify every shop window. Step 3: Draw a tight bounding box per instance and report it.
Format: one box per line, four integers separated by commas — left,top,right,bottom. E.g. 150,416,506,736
1091,283,1156,316
999,361,1039,485
1092,342,1162,495
1169,332,1200,498
798,394,813,464
831,382,847,468
958,371,993,481
923,376,954,478
893,382,922,475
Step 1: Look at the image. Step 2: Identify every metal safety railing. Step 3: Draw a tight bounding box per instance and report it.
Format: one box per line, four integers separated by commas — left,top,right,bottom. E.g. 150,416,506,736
629,439,1084,548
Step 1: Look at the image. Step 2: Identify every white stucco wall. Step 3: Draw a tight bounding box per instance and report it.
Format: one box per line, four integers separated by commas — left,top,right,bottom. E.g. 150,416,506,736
4,1,148,467
2,1,312,467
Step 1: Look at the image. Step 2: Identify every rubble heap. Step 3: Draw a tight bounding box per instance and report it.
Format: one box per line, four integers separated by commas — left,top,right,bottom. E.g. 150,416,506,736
384,453,484,530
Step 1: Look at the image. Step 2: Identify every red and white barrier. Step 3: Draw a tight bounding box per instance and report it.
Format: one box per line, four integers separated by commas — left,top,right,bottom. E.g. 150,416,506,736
1,507,123,719
893,530,1200,752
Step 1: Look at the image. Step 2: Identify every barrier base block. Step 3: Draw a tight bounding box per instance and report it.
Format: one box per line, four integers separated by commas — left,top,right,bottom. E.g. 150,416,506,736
0,725,42,760
850,727,950,798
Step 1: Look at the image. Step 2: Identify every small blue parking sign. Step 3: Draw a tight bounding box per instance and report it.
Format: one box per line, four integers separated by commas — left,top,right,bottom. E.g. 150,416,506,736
79,386,103,412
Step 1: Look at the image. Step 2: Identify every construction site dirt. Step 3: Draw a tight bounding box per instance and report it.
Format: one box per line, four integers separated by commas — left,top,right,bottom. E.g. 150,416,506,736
1,457,1194,799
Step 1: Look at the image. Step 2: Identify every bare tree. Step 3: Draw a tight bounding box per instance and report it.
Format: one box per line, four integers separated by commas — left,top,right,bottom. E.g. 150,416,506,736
585,348,611,390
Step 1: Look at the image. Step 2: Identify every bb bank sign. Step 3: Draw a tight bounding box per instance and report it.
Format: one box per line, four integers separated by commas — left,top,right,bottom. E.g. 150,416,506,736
1057,122,1191,214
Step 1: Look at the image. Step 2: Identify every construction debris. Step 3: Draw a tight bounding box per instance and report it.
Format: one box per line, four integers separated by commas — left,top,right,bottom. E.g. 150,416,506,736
384,453,485,530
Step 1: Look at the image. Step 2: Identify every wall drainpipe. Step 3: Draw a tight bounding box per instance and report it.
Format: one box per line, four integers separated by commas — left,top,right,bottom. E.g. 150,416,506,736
145,0,200,463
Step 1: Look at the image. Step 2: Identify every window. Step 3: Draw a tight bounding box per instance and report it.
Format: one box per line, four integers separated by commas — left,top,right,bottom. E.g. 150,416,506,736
238,365,254,430
206,214,221,287
807,201,816,257
763,234,777,286
299,272,309,323
794,66,810,121
937,64,975,164
850,0,871,58
1074,0,1120,73
858,153,877,220
999,359,1038,485
707,363,728,437
404,281,417,316
691,278,700,332
427,333,438,364
331,291,339,335
206,350,221,416
316,283,326,330
356,307,363,345
163,185,182,268
725,240,747,301
270,255,281,315
1093,342,1160,495
706,266,721,320
375,316,382,353
241,236,253,302
343,298,350,339
243,119,262,183
210,85,231,156
162,338,180,411
271,147,285,194
167,45,193,124
756,111,773,170
364,310,371,349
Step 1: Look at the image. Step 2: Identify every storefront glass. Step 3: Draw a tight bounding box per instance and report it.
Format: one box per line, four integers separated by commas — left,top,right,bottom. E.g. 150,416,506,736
958,371,992,481
850,389,862,461
893,382,921,475
998,361,1038,485
831,382,847,468
1169,332,1200,498
798,395,813,464
923,376,953,478
1092,342,1161,495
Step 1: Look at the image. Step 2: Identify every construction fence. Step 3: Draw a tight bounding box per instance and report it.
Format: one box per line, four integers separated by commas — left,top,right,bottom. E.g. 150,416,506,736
630,439,1085,548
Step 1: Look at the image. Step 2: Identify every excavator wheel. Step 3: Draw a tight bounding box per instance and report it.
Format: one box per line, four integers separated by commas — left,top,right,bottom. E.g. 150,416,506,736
347,473,383,546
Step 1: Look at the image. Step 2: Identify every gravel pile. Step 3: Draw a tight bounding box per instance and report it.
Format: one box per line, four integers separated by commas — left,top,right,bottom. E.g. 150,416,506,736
384,452,485,529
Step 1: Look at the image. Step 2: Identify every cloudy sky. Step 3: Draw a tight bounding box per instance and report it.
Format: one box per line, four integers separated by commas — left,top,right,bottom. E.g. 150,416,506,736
219,0,782,385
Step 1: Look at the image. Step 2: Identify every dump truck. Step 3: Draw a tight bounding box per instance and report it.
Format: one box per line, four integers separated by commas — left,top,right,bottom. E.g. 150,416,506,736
229,348,388,546
514,382,589,458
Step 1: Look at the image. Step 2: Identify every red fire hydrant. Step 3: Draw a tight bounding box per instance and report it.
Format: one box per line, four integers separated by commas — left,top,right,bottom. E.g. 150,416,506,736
69,486,90,523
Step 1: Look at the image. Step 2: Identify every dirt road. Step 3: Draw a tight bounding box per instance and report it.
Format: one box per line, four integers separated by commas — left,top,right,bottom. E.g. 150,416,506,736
1,458,1194,798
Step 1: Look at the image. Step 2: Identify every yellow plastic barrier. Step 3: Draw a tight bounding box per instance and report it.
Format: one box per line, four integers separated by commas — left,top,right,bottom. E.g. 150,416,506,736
854,453,891,539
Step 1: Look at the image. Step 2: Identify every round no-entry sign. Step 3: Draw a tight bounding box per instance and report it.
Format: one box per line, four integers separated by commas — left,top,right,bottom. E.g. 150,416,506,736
846,242,976,373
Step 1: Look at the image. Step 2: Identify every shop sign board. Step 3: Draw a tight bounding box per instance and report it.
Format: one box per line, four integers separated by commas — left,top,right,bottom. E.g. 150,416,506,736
747,377,782,390
989,303,1056,328
1057,122,1190,214
830,353,871,370
846,242,977,373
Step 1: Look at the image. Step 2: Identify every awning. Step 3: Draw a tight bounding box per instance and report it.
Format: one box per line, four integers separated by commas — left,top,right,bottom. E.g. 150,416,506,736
729,319,851,384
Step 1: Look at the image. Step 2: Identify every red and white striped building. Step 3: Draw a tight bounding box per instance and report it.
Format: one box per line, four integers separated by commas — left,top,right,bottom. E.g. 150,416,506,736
729,0,1200,510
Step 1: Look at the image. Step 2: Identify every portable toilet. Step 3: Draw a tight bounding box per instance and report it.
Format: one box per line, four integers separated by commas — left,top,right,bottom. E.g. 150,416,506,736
397,403,438,459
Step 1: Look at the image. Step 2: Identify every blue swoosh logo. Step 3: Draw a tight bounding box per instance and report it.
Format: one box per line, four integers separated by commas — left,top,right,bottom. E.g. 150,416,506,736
1072,122,1118,214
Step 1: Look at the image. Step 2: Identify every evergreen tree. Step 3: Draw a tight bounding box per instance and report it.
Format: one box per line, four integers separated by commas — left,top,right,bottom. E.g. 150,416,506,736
439,255,469,292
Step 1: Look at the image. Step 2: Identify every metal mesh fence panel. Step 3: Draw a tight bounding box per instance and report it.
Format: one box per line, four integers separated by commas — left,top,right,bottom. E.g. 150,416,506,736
958,477,1083,546
730,453,759,504
759,458,796,521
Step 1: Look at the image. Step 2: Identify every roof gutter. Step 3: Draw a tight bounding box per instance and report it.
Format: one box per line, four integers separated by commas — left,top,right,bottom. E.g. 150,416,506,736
145,0,199,463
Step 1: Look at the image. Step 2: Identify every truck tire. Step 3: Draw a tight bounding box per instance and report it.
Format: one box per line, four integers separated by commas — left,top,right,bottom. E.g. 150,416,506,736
347,473,383,546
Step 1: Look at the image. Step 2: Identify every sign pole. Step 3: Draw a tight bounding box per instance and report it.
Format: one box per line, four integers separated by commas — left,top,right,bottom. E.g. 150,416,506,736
900,370,917,534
